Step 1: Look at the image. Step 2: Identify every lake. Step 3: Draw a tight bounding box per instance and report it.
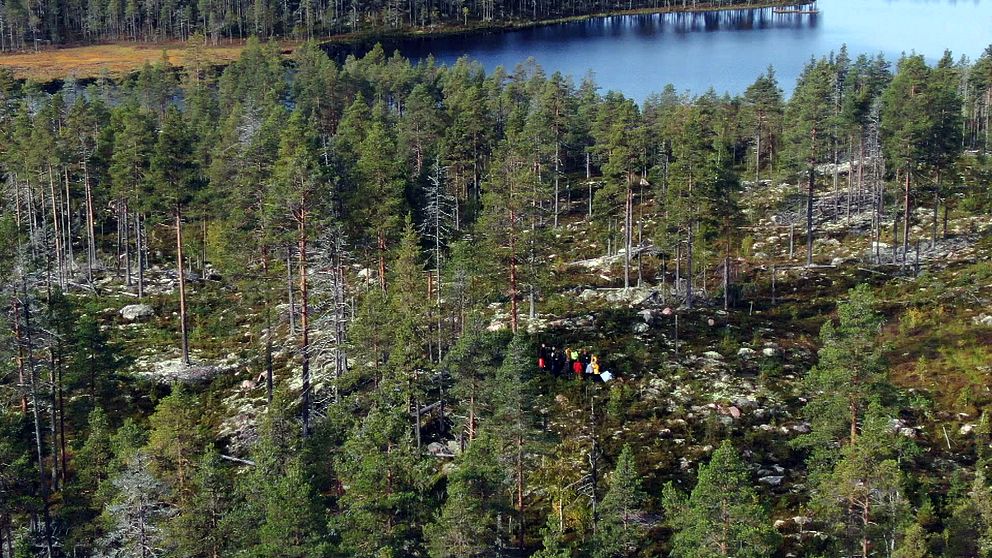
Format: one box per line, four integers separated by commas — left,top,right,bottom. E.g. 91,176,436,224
332,0,992,99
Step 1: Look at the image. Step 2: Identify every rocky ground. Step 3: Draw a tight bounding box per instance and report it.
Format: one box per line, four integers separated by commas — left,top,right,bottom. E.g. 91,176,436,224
61,167,991,534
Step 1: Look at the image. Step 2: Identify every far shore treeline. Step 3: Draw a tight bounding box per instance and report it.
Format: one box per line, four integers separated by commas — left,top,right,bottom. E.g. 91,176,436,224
1,0,791,52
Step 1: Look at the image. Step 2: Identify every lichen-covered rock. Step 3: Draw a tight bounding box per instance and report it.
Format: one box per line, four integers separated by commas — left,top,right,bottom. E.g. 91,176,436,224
119,303,154,322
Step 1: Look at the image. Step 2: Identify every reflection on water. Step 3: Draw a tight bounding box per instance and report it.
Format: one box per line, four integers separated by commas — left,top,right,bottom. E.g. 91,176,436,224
325,0,991,98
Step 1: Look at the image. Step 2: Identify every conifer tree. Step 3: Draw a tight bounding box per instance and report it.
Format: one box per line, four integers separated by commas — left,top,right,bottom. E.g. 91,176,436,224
443,318,506,443
148,106,200,364
811,403,914,558
881,55,933,267
425,434,506,558
387,217,431,448
592,92,644,290
334,398,429,557
97,451,174,558
785,58,835,266
491,333,541,549
269,109,328,437
594,444,646,558
146,384,208,501
662,441,780,558
795,284,886,458
893,522,931,558
741,67,784,183
354,103,406,291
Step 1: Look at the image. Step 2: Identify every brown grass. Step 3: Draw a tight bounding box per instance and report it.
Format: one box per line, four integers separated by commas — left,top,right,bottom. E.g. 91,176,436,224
0,41,294,82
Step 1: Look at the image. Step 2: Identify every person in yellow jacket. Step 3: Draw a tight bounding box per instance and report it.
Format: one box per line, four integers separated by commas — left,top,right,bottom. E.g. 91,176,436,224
591,355,600,375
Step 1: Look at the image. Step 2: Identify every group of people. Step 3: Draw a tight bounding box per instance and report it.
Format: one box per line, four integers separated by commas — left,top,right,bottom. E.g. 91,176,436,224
537,344,612,382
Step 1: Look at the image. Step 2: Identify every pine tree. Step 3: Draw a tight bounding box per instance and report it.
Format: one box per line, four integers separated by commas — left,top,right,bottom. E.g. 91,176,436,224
880,54,957,266
334,397,428,557
795,284,886,459
662,441,780,558
269,109,328,437
425,434,506,558
593,444,646,558
109,103,155,290
741,67,784,183
491,332,541,549
353,103,406,291
97,451,175,558
148,106,200,364
785,58,835,266
592,92,644,290
811,403,914,558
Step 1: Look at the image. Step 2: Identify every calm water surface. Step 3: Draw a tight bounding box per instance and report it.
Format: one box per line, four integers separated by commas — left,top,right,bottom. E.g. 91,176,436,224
341,0,992,99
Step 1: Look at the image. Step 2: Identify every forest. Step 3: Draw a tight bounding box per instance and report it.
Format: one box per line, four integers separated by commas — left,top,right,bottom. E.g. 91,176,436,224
0,0,773,52
1,35,992,557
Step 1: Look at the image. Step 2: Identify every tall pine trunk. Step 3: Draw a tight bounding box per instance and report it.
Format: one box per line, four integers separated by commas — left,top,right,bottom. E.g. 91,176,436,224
176,207,191,365
902,170,911,268
84,161,96,283
298,202,312,438
806,163,815,266
21,279,54,558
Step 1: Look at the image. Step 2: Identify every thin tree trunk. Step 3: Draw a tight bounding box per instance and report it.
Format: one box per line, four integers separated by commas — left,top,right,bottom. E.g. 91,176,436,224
48,168,64,289
136,212,144,298
516,435,525,550
931,171,940,249
686,222,694,308
902,170,911,268
84,161,96,283
286,248,296,335
623,178,632,290
123,198,131,287
63,169,74,281
509,205,518,334
806,164,815,266
176,208,191,365
22,279,54,558
298,203,311,438
378,231,387,291
723,255,729,310
12,296,28,414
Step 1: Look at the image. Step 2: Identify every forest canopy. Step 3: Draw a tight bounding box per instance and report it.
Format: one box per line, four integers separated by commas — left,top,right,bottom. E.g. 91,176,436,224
1,37,992,558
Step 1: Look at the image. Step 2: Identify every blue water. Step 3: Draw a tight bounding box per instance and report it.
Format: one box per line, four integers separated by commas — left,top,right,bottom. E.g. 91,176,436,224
354,0,992,99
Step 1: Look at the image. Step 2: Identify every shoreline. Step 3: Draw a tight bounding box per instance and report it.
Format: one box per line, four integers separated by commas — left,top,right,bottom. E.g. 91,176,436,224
0,0,801,83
